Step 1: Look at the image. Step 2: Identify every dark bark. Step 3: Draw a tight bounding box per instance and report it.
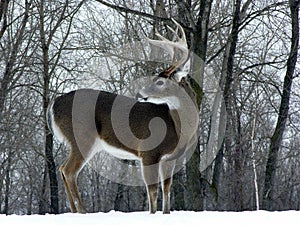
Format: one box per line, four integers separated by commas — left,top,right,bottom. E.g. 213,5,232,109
223,0,242,103
0,0,9,40
212,142,224,209
114,183,125,211
42,41,59,213
38,165,47,215
173,169,185,210
37,0,83,214
193,0,213,61
186,142,204,211
44,124,59,213
3,151,12,215
218,0,243,211
26,168,33,215
262,0,299,210
185,77,204,210
42,49,59,214
223,0,243,211
43,46,59,214
39,0,59,214
184,0,213,211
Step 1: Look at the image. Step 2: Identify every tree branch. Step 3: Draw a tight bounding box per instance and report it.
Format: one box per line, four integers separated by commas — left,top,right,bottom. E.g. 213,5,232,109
94,0,170,23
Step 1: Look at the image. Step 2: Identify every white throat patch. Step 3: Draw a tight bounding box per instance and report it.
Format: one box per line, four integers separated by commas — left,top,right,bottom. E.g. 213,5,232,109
146,96,180,110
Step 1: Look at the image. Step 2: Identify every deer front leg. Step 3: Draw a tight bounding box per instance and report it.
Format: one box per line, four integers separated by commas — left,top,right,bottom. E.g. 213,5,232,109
146,183,159,214
160,160,176,214
142,163,159,214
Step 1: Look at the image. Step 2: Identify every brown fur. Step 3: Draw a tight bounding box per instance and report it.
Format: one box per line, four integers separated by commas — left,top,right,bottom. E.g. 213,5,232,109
50,89,184,213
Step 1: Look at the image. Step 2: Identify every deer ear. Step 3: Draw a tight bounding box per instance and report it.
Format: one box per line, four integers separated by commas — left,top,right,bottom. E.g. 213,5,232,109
173,58,190,82
174,59,190,82
174,71,188,82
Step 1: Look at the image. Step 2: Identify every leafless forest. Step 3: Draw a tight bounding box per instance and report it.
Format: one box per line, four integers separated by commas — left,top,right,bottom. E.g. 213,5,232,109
0,0,299,215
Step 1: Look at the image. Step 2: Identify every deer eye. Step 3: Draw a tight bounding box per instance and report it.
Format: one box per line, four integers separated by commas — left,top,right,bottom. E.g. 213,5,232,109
156,80,164,86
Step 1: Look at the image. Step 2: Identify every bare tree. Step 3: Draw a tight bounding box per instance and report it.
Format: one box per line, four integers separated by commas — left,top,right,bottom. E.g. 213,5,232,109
0,0,31,114
34,0,85,213
262,0,299,210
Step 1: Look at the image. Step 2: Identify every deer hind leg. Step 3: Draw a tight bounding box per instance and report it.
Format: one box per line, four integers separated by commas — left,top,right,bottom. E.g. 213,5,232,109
160,160,176,214
60,159,76,212
60,148,86,213
142,162,159,214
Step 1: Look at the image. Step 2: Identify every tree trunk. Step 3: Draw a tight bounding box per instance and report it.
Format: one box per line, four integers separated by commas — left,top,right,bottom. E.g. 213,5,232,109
3,151,12,215
186,142,204,210
212,142,224,209
114,183,125,211
37,0,84,214
0,0,9,40
26,168,33,215
194,0,213,61
41,40,59,213
38,165,47,215
173,169,185,210
262,0,299,210
184,0,213,211
38,0,60,213
44,124,59,213
218,0,243,211
42,58,59,214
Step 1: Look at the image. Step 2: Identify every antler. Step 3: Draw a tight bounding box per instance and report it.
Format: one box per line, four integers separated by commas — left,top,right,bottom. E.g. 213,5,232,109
147,19,189,78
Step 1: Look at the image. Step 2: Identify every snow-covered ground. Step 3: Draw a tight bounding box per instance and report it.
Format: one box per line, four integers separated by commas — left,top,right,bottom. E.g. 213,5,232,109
1,211,300,225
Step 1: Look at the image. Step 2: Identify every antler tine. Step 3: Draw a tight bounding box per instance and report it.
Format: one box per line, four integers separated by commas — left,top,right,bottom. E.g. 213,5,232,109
168,19,189,70
148,30,175,60
171,19,187,44
169,19,188,51
154,29,169,42
166,25,179,42
146,19,189,78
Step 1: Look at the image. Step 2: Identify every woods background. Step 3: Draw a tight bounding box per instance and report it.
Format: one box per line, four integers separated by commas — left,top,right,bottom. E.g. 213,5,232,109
0,0,299,215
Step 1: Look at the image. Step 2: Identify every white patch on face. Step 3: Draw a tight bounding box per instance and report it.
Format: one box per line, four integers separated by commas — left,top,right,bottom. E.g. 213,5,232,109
146,96,181,110
137,98,147,102
174,71,188,82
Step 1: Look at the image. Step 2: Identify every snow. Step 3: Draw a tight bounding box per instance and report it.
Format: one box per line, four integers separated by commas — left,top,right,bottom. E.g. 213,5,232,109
1,211,300,225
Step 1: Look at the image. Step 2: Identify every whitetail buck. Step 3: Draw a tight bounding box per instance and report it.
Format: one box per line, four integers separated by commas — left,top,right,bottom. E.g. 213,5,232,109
47,20,199,214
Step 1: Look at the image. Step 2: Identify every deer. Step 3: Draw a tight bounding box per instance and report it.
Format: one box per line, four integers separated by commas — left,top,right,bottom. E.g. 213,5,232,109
47,20,199,214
